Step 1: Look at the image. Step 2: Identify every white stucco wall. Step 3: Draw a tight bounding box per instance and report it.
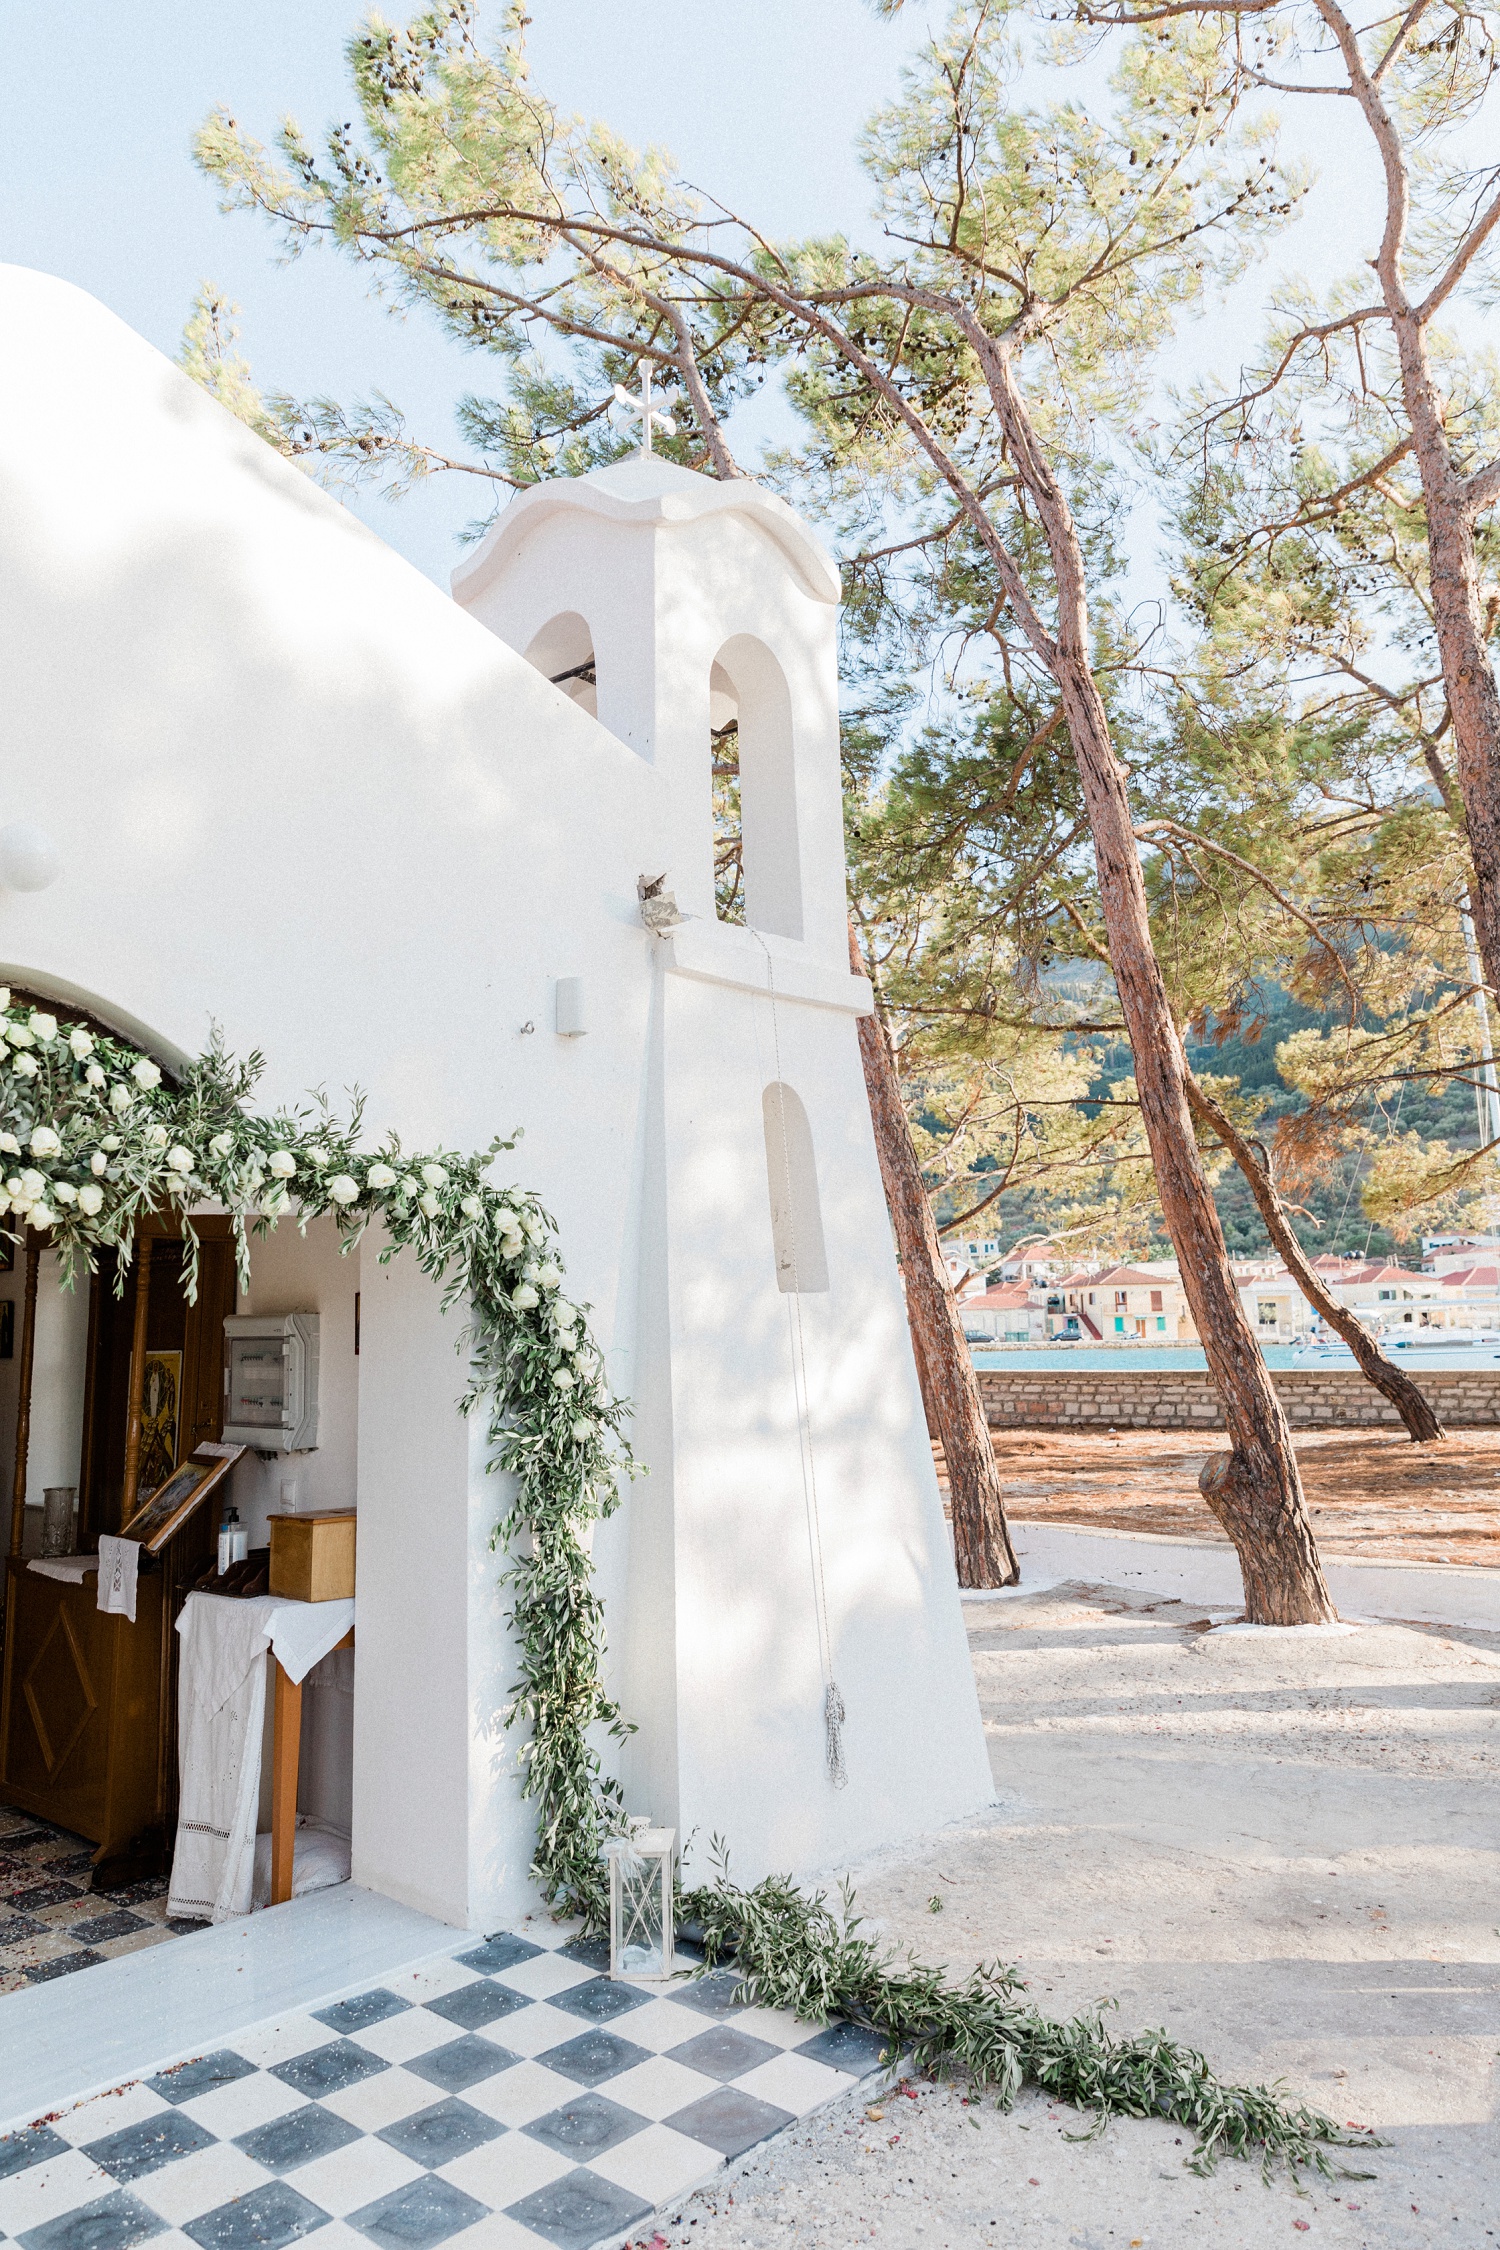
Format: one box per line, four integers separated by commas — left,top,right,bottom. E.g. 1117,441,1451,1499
1,264,663,1925
1,263,993,1922
458,456,995,1880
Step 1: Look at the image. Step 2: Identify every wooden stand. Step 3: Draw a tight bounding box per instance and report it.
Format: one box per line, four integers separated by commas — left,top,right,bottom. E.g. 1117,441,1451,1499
0,1565,163,1855
0,1218,237,1872
269,1629,352,1907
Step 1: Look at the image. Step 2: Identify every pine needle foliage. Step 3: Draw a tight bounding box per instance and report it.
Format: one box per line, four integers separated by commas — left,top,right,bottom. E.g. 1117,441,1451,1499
681,1863,1380,2185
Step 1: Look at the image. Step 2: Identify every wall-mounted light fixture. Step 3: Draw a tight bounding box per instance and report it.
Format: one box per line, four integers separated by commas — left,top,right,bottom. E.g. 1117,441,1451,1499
555,976,587,1037
0,825,59,892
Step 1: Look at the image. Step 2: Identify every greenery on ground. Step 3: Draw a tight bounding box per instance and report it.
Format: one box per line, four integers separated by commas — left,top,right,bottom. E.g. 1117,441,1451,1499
682,1864,1380,2184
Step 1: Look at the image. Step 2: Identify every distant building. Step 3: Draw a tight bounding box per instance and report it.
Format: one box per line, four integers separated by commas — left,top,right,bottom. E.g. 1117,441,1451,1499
941,1228,1003,1296
959,1282,1047,1344
997,1240,1066,1284
1233,1266,1308,1340
1421,1234,1500,1276
1040,1263,1193,1342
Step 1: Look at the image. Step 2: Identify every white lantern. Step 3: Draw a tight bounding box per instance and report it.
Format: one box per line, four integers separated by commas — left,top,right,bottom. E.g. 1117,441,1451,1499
602,1818,675,1981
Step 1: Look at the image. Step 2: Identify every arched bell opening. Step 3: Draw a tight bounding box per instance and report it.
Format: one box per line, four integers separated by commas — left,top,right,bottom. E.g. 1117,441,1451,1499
523,611,598,720
761,1081,829,1294
710,636,803,940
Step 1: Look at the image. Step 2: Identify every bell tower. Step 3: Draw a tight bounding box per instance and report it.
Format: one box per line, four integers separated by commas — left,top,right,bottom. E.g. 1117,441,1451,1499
453,456,993,1883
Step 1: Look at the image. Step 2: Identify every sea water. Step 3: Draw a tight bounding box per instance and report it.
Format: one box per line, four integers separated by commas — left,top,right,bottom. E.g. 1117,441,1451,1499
970,1343,1491,1372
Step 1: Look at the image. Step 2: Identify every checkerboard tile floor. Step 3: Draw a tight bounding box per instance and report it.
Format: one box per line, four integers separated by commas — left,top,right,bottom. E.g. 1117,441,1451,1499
0,1810,193,1995
0,1924,887,2250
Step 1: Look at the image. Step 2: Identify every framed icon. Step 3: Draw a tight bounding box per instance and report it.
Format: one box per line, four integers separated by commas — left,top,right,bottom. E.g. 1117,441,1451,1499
119,1441,247,1554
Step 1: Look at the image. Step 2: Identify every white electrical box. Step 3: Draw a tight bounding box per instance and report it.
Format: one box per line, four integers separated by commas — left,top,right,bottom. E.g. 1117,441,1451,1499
222,1313,320,1452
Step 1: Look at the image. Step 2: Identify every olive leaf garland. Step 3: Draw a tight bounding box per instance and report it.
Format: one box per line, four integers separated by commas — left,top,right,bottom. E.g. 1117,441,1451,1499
0,996,630,1920
0,994,1371,2180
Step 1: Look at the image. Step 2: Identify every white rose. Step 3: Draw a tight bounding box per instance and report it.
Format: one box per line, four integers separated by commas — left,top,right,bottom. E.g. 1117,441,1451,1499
166,1145,195,1174
421,1162,449,1190
268,1150,297,1179
101,1134,121,1152
367,1163,398,1190
109,1082,132,1111
5,1176,24,1200
131,1058,162,1090
524,1216,545,1245
145,1123,169,1149
328,1174,359,1205
76,1182,104,1217
571,1418,592,1441
0,1134,18,1157
551,1368,575,1390
85,1063,106,1089
69,1027,95,1060
418,1190,441,1219
6,1024,33,1049
52,1181,77,1205
20,1169,45,1201
511,1283,539,1311
29,1126,61,1159
29,1205,56,1229
28,1013,57,1043
304,1144,331,1169
536,1262,562,1290
209,1131,235,1159
13,1053,38,1079
460,1195,483,1220
90,1151,108,1175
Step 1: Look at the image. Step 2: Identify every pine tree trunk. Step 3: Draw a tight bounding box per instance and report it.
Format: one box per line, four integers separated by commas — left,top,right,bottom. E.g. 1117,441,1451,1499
1049,649,1334,1621
1183,1076,1445,1443
1384,282,1500,1001
965,337,1336,1625
1322,5,1500,1004
849,925,1020,1589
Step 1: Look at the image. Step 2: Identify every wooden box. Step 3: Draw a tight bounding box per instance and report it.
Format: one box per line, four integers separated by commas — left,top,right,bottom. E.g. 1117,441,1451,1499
268,1510,356,1603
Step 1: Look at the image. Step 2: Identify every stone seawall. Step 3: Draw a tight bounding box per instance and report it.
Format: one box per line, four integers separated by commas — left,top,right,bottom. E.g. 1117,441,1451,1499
978,1366,1500,1430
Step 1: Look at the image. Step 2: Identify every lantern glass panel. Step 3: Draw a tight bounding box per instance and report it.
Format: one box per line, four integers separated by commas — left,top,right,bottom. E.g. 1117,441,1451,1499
604,1823,675,1980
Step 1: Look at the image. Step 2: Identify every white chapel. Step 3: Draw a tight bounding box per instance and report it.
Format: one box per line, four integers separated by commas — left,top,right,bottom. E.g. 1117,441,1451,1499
0,264,992,1939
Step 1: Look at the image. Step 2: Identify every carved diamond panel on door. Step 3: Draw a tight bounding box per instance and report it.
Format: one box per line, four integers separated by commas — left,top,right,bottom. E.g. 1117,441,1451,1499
23,1604,99,1777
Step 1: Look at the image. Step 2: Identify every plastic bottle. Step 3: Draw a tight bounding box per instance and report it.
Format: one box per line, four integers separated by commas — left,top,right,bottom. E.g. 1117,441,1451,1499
227,1506,247,1566
217,1512,233,1576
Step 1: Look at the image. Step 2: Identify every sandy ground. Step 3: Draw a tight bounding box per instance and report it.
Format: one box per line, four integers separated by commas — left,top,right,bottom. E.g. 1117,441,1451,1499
974,1428,1500,1568
634,1584,1500,2250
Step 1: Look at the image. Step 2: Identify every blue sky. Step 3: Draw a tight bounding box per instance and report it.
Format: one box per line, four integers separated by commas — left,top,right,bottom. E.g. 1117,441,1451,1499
0,1,936,584
2,3,1473,601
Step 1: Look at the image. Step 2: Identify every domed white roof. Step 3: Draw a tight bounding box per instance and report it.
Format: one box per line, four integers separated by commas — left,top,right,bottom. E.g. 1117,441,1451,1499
451,451,842,609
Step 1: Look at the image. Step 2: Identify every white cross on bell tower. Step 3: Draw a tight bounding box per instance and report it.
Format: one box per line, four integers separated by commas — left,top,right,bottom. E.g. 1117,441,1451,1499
612,364,677,456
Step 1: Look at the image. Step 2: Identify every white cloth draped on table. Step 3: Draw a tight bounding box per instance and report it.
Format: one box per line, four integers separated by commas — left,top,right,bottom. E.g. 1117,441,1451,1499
27,1555,96,1585
168,1592,355,1925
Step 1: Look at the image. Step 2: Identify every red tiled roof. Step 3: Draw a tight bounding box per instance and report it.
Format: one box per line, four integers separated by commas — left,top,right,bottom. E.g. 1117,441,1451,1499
966,1284,1033,1308
1440,1264,1500,1289
1092,1265,1178,1288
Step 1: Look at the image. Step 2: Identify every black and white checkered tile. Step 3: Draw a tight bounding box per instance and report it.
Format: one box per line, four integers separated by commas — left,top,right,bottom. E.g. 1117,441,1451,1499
0,1924,886,2250
0,1811,189,1994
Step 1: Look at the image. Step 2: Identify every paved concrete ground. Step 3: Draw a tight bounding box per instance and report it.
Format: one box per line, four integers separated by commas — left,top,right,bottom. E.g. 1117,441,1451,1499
639,1582,1500,2249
